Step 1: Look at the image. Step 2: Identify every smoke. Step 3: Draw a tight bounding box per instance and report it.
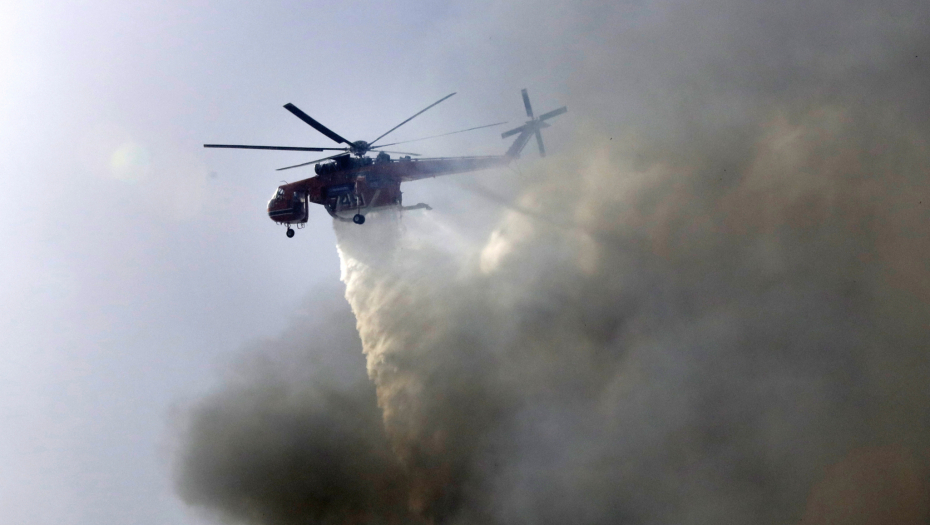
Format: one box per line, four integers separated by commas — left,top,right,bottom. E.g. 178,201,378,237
331,110,930,524
173,295,420,524
175,1,930,524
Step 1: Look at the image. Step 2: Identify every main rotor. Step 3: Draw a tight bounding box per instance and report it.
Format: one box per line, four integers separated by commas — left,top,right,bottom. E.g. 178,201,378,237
204,92,503,172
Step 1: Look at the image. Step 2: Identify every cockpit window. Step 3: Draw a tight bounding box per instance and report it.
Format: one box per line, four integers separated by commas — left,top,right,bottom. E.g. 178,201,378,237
272,188,285,200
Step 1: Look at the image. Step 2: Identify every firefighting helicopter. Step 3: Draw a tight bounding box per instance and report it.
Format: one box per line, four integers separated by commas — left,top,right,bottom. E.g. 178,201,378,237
204,89,566,237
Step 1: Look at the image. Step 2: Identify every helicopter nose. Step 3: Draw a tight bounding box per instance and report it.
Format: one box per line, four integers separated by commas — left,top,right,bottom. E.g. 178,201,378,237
267,199,291,222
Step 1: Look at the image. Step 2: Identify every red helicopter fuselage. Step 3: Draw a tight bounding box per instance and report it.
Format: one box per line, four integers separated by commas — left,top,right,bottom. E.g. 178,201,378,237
267,153,511,226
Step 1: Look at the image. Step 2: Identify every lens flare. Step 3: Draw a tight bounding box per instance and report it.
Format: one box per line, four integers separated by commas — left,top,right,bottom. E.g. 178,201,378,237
109,142,150,182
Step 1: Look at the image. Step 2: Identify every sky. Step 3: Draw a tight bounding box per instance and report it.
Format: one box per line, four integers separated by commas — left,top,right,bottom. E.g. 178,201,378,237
2,1,930,524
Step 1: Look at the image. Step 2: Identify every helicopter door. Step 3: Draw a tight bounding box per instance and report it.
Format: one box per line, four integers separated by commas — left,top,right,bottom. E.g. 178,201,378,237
291,191,309,221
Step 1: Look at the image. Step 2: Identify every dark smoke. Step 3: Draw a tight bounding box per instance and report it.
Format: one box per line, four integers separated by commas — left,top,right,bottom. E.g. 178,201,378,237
173,294,420,524
175,1,930,524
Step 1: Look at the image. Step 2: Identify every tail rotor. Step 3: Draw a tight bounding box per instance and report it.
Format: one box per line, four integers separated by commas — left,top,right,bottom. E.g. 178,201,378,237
503,89,567,158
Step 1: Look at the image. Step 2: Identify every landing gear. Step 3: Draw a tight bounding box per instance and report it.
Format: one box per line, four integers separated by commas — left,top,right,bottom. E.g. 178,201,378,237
286,228,295,238
352,214,366,225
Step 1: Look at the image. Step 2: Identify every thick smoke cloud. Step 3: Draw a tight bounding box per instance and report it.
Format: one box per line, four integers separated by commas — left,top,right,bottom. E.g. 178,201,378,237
174,295,420,524
175,0,930,523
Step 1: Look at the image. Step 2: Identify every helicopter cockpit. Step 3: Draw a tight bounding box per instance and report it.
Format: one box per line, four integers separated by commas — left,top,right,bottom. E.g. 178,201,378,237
267,186,308,234
269,187,285,204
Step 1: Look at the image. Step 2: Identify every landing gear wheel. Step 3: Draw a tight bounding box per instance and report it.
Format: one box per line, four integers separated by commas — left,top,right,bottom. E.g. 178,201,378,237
352,214,365,225
286,228,295,238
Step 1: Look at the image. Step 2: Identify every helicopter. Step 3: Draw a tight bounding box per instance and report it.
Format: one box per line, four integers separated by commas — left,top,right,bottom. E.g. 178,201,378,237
204,89,566,237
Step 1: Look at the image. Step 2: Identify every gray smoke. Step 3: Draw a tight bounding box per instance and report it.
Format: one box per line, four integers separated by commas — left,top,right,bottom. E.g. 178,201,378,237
175,1,930,523
173,295,421,524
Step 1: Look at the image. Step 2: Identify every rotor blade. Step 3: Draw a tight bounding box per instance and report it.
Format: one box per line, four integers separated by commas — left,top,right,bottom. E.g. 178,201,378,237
375,151,421,156
368,92,456,146
204,144,341,152
276,152,348,171
521,88,534,119
283,103,352,145
501,124,527,139
535,129,546,158
538,106,567,122
372,121,508,148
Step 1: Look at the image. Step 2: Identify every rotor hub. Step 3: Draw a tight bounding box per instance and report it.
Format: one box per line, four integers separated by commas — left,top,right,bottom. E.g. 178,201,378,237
350,140,370,156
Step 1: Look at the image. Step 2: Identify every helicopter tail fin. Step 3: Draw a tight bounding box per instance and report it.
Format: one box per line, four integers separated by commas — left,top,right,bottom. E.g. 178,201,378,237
503,89,567,159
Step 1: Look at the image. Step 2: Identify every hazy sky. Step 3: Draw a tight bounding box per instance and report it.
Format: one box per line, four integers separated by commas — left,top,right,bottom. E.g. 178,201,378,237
3,1,929,524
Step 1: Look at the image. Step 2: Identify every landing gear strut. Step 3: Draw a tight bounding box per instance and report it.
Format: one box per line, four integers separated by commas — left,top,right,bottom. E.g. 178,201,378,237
352,214,365,225
286,228,295,238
